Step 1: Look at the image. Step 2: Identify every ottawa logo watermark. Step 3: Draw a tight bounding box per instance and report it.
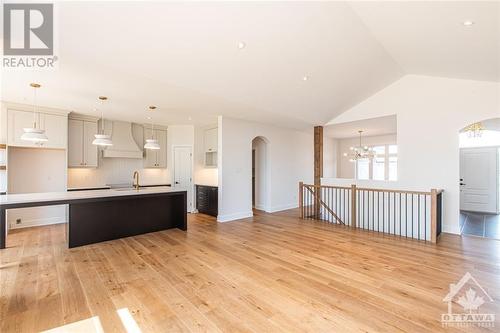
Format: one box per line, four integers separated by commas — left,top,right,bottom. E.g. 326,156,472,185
2,3,58,69
441,272,495,328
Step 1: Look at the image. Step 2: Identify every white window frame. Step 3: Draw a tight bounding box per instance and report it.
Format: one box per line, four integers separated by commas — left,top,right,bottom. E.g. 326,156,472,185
355,144,397,181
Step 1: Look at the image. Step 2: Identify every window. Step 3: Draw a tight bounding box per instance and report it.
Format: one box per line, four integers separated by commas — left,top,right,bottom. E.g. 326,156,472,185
355,144,398,181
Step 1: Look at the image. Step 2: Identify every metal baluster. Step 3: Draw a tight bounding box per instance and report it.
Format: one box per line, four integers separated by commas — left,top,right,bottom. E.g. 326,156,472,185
411,194,414,239
405,193,408,238
418,194,421,240
425,194,427,241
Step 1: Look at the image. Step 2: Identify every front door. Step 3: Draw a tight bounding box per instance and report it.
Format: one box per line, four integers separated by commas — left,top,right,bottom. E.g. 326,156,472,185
460,147,499,213
173,146,193,212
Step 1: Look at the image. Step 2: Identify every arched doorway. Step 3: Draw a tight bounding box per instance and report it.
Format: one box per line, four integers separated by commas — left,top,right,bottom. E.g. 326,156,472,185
252,136,270,211
459,118,500,239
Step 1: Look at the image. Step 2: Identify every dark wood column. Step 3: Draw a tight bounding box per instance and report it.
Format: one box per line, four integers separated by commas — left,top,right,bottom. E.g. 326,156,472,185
314,126,323,217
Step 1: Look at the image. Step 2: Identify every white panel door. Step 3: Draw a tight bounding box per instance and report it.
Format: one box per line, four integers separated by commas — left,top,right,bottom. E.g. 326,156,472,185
460,147,498,213
173,146,193,212
68,119,84,167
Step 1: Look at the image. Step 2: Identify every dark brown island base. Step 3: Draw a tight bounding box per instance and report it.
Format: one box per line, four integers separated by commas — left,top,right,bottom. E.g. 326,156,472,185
0,188,187,249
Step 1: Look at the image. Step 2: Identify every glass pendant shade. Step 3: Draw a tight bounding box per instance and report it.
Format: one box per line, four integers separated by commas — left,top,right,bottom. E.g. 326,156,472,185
21,128,48,142
92,134,113,146
144,138,160,150
344,130,374,162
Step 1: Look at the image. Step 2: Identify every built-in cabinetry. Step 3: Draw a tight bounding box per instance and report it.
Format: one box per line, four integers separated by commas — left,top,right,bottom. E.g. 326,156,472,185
7,109,67,149
68,116,98,168
204,127,217,167
144,128,167,168
196,185,218,217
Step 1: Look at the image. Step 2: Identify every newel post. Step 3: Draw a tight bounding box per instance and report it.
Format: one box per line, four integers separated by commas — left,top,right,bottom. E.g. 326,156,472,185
430,189,437,243
299,182,304,219
351,184,357,228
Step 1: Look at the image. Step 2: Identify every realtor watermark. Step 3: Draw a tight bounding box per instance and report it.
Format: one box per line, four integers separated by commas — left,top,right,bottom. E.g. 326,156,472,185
441,272,495,328
2,2,58,69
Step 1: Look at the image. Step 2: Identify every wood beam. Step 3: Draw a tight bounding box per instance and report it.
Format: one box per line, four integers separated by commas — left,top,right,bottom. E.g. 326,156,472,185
314,126,323,217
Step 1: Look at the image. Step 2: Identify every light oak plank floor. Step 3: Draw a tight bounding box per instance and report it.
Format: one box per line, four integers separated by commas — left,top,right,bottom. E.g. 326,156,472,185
1,209,499,332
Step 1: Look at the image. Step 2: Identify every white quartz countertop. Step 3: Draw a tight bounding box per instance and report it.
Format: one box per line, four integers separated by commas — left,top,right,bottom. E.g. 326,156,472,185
0,186,186,207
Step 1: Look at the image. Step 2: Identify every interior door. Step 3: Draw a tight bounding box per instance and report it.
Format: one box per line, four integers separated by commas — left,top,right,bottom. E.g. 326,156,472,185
460,147,499,213
173,146,193,212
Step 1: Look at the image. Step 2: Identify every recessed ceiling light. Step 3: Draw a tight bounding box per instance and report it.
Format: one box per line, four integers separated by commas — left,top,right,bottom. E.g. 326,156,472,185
188,116,192,121
462,20,474,26
238,41,246,49
303,76,309,81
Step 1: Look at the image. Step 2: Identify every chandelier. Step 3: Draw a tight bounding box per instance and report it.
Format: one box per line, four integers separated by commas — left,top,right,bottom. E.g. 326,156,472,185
464,122,484,138
343,130,375,162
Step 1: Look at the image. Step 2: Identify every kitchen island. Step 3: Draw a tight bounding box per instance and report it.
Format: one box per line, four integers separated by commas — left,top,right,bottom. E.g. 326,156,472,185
0,187,187,249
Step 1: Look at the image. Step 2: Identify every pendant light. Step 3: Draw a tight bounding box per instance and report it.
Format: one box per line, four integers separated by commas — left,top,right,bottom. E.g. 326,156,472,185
92,96,113,146
21,83,48,143
144,106,160,150
343,130,375,162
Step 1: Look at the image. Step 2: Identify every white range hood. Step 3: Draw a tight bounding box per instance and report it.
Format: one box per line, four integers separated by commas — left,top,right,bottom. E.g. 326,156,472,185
102,120,143,159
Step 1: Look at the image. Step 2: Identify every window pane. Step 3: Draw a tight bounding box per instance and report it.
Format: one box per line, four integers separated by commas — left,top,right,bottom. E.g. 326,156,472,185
372,145,385,155
373,157,385,180
357,159,369,180
389,145,398,154
389,156,398,181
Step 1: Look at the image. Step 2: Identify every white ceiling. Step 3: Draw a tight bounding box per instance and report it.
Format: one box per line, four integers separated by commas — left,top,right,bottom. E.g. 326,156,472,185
324,115,397,139
1,1,498,128
350,1,500,82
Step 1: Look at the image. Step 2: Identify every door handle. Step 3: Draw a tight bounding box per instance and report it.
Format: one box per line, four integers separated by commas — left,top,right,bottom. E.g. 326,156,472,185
175,181,179,184
460,183,466,186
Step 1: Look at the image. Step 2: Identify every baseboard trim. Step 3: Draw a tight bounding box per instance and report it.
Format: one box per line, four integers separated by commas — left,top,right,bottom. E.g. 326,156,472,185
268,203,298,213
217,211,253,223
9,216,67,230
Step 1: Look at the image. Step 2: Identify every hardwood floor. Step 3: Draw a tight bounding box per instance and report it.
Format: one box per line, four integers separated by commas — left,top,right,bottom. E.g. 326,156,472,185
1,209,499,332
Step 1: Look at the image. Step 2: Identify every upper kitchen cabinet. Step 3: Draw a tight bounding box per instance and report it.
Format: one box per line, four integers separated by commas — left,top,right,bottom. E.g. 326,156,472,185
7,106,68,149
204,127,217,153
204,127,218,167
144,127,167,168
68,115,98,168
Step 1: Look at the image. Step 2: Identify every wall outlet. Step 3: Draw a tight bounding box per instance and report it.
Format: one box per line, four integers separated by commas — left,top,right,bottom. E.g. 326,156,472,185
16,218,21,224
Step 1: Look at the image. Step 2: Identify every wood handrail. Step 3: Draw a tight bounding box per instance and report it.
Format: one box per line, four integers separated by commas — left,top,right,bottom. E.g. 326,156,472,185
304,185,344,225
300,182,444,243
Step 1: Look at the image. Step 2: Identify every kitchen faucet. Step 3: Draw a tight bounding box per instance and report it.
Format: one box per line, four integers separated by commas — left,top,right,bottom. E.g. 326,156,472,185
133,171,140,190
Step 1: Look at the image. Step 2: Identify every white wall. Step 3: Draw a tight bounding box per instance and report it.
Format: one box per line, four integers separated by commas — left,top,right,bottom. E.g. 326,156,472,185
323,136,338,178
7,147,67,229
67,157,169,188
337,134,397,179
325,75,500,234
218,116,313,222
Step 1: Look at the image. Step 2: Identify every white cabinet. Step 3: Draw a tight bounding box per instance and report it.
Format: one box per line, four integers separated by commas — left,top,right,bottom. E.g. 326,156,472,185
144,128,167,168
7,109,67,149
68,118,98,168
204,127,218,167
204,127,218,152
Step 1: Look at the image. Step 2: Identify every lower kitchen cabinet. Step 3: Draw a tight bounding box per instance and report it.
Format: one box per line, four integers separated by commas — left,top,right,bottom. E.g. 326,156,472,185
196,185,218,217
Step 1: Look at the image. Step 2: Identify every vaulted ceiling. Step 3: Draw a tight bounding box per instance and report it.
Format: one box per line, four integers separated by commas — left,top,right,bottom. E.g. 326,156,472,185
1,1,498,128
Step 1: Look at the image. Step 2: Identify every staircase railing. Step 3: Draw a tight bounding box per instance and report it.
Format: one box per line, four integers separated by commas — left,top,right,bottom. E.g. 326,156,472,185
299,182,443,243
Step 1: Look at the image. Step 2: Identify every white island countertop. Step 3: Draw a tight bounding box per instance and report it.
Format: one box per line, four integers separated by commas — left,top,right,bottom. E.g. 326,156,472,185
0,186,186,207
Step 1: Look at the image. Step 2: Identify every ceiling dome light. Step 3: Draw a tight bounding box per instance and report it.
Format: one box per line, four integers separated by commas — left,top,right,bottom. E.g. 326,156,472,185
463,20,474,26
93,96,113,147
21,83,48,143
238,41,246,49
303,76,309,81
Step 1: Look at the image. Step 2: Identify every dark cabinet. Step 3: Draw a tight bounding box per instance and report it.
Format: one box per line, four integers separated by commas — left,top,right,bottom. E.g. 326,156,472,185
196,185,218,217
